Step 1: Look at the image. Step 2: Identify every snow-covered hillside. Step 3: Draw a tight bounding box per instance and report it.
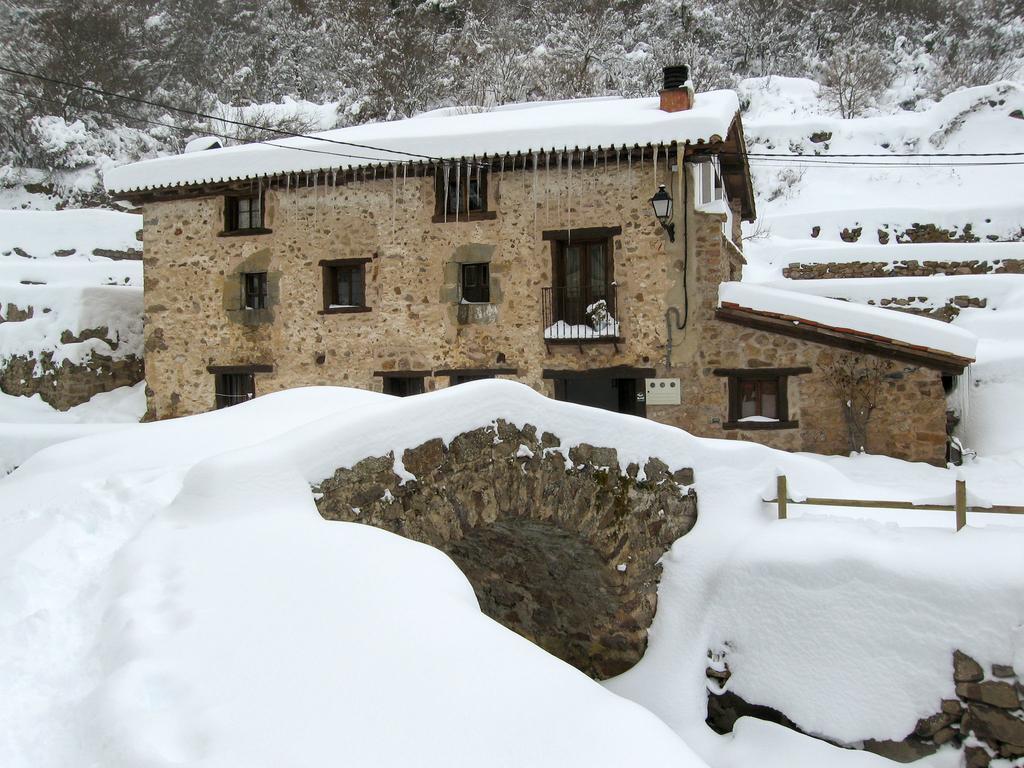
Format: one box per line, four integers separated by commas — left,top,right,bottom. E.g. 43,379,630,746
740,77,1024,457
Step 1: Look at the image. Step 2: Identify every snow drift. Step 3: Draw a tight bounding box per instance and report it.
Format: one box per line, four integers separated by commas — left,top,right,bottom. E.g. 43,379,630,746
1,382,1022,768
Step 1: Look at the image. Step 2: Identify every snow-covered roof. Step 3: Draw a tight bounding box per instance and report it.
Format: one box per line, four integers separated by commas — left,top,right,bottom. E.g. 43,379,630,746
718,282,977,363
103,91,741,195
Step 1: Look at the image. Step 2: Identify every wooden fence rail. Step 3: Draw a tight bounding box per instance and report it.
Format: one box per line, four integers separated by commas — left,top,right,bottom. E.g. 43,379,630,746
767,475,1024,531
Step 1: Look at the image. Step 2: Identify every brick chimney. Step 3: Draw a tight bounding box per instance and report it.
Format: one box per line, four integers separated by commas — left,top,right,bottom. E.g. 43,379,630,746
660,65,694,113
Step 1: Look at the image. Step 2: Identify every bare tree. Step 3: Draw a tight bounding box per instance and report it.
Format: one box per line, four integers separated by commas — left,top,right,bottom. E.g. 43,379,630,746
823,355,894,453
820,41,893,118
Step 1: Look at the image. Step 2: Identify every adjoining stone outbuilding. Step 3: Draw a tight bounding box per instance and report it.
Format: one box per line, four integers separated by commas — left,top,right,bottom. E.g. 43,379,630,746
105,66,974,465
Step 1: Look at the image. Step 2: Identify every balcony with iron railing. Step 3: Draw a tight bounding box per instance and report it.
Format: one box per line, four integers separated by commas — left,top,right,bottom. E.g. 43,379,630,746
542,284,621,344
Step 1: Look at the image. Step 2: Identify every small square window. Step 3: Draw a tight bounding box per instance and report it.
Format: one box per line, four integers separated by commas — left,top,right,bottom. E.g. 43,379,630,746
225,195,264,232
738,377,778,419
724,372,795,429
435,167,489,218
242,272,268,310
383,376,425,397
461,262,490,303
321,259,369,312
215,372,255,409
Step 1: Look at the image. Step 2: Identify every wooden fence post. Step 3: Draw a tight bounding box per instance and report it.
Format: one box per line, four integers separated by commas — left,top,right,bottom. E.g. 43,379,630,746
777,474,788,520
955,479,967,532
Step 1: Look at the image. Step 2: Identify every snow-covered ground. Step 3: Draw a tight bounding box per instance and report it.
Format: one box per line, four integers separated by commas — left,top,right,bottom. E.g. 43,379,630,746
0,386,704,767
0,382,1021,767
0,383,145,475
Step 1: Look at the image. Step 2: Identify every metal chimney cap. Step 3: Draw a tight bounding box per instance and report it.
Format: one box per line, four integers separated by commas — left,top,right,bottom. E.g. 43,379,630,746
663,65,690,90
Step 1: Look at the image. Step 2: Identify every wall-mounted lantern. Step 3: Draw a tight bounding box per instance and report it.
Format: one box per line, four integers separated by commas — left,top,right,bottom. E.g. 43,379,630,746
650,184,675,242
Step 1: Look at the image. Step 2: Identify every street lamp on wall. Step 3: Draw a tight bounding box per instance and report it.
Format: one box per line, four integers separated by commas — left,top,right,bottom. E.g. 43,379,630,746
650,184,675,242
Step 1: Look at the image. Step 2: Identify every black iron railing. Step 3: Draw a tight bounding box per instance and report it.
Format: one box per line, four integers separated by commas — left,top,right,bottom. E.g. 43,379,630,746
542,284,620,342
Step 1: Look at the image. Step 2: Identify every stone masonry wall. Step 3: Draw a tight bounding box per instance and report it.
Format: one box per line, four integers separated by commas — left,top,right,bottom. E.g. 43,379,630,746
706,649,1024,765
141,159,677,419
784,259,1024,280
140,158,951,464
0,351,143,409
0,303,143,408
315,421,697,680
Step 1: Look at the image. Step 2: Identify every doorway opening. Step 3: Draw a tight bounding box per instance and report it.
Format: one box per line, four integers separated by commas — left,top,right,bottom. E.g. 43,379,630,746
546,367,653,417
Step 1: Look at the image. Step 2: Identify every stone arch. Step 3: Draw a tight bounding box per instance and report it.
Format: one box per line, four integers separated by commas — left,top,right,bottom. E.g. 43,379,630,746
314,420,697,679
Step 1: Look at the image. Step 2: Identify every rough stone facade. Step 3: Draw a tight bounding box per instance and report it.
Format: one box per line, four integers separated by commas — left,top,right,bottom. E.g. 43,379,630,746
784,258,1024,280
136,154,953,464
706,649,1024,765
315,421,697,679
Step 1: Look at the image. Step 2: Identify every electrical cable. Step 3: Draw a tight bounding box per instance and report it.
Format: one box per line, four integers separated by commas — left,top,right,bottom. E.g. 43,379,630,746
0,62,451,163
0,84,402,166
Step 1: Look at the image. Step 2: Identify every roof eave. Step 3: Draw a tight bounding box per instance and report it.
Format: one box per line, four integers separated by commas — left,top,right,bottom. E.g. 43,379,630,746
716,304,974,374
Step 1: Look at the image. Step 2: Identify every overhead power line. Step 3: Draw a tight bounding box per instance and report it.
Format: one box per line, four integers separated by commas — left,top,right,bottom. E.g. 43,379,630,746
0,62,447,164
4,64,1023,173
0,84,421,167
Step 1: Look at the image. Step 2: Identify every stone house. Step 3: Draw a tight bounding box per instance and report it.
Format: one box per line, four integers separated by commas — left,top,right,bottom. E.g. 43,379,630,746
105,67,974,465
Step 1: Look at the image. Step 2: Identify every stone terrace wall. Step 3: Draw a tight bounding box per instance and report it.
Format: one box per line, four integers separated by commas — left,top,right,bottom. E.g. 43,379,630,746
706,649,1024,765
784,259,1024,280
0,303,143,408
0,351,142,409
315,421,697,680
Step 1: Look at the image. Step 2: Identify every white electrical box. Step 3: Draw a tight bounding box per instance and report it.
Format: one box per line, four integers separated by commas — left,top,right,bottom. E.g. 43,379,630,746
645,378,681,405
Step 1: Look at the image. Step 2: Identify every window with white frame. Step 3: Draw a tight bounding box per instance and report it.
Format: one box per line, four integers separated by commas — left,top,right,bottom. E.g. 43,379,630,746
694,155,725,207
693,155,734,242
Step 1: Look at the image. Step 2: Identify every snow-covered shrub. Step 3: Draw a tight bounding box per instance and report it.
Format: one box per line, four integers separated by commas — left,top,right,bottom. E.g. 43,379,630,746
29,117,96,170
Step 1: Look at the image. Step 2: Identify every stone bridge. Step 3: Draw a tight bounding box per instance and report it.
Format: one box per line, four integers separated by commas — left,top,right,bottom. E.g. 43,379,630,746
315,420,697,679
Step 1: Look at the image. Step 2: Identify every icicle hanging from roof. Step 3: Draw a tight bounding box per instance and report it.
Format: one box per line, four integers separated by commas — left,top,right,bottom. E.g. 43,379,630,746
559,150,567,228
454,160,461,224
544,151,550,222
442,162,450,224
475,158,481,215
566,148,573,237
532,151,539,233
